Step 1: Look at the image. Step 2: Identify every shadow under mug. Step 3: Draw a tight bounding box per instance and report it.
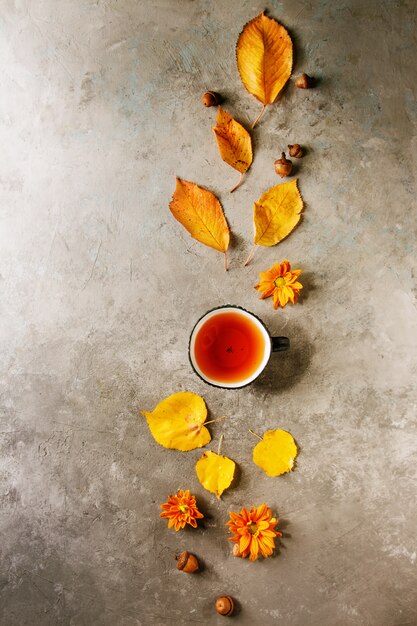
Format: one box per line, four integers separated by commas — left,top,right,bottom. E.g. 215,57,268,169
188,305,290,389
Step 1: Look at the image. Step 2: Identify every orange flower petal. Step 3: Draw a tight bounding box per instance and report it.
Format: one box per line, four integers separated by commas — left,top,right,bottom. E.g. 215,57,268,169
249,536,259,560
259,286,275,299
281,260,290,274
285,270,301,285
260,535,276,548
258,536,274,557
284,286,295,303
259,271,275,281
267,262,278,274
253,503,268,521
256,280,274,292
278,290,288,307
239,533,251,553
240,508,250,523
257,521,270,531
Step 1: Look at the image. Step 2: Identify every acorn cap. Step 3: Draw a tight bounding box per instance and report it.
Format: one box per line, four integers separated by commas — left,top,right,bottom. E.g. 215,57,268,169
176,550,199,573
295,73,314,89
202,91,220,107
215,595,234,616
288,143,303,158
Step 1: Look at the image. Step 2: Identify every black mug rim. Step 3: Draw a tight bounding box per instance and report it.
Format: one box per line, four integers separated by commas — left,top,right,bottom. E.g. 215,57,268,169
188,304,274,390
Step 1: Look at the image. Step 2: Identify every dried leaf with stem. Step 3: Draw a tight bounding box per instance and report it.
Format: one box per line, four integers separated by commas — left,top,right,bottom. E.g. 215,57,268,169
249,428,298,476
236,12,293,128
141,391,212,451
244,179,303,266
169,178,230,270
195,434,236,498
213,106,253,192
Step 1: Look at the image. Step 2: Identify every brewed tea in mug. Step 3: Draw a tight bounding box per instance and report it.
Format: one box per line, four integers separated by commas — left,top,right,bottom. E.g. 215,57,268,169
189,306,289,389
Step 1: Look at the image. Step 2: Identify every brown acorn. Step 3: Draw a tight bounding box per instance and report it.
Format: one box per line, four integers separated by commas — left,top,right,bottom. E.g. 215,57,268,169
175,551,199,573
202,91,220,107
288,144,303,158
295,73,314,89
215,595,234,617
274,152,293,178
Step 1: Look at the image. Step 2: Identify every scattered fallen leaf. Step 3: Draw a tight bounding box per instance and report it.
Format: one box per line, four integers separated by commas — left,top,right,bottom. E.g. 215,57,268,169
254,179,303,246
196,450,235,498
213,106,253,192
236,12,293,127
169,178,230,269
244,179,303,265
253,429,298,476
141,391,211,451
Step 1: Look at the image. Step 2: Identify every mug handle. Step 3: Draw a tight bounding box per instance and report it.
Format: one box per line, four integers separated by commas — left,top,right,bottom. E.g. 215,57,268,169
272,337,290,352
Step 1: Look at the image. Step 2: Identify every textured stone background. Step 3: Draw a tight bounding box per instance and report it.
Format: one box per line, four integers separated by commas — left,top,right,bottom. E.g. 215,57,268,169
1,1,417,625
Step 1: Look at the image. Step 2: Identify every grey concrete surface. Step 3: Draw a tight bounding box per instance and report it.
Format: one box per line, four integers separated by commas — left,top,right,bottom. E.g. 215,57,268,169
1,0,417,624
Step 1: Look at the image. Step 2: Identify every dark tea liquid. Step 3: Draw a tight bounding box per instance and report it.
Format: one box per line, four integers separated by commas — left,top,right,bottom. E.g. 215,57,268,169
194,311,267,383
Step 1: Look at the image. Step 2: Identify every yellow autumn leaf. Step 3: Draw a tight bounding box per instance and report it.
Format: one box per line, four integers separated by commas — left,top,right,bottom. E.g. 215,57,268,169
236,12,293,127
213,106,253,192
141,391,211,452
195,450,235,498
253,429,298,477
254,179,303,247
243,179,303,268
245,180,303,265
169,178,230,269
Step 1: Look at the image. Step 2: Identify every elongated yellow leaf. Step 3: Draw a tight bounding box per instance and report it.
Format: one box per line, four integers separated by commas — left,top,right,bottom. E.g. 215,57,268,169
169,178,230,267
236,12,293,126
254,179,303,246
253,429,298,477
213,107,252,191
141,391,211,451
195,450,235,498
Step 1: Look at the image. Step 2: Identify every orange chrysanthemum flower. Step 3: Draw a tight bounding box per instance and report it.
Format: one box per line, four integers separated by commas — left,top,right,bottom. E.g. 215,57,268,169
255,259,302,309
160,489,204,531
226,503,282,561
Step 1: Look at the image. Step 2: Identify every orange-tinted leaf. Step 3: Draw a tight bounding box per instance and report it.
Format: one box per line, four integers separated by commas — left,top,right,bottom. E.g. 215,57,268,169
254,179,303,246
169,178,230,262
236,12,293,126
213,107,252,191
